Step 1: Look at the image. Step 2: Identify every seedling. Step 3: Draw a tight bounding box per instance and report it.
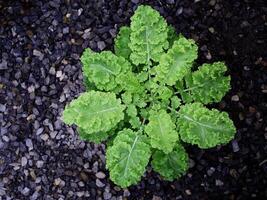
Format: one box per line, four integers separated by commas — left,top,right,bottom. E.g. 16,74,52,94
63,5,236,187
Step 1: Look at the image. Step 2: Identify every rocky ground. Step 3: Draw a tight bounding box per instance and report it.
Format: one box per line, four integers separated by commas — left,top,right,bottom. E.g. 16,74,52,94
0,0,266,199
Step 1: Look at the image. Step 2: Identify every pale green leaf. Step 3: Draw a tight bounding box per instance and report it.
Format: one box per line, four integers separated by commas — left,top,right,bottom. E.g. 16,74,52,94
152,142,189,181
154,35,198,86
81,49,132,91
184,62,231,104
114,26,131,59
170,96,181,109
63,91,125,134
106,129,151,188
129,5,169,65
116,72,144,94
78,128,110,144
177,103,236,148
145,109,178,153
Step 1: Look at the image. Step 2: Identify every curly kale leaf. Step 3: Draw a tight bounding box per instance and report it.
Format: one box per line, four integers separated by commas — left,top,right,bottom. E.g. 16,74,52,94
106,129,151,188
114,26,131,59
81,49,132,92
78,128,110,144
181,62,231,104
129,5,169,66
177,103,236,149
145,109,178,153
152,142,189,181
116,71,144,94
63,91,125,134
126,104,141,129
154,35,198,86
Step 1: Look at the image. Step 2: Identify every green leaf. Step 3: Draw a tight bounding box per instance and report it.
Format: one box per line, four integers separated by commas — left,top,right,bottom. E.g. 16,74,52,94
78,128,110,144
116,72,144,94
175,78,194,103
126,104,141,129
170,96,181,109
63,91,125,134
184,62,231,104
177,103,236,149
156,86,173,100
154,35,198,86
106,129,151,188
129,5,169,66
152,142,189,181
114,26,132,59
167,25,179,48
145,109,178,153
81,49,132,91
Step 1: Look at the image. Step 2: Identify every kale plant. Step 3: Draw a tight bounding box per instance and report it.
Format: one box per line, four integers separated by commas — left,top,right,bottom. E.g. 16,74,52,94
63,5,236,188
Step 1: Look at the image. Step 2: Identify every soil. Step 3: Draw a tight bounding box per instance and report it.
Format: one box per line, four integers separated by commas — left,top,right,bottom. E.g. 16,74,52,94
0,0,266,199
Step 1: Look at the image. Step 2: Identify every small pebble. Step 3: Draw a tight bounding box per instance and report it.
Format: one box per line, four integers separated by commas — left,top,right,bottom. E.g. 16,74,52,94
36,161,44,168
54,178,62,186
232,140,240,152
152,195,162,200
21,156,28,167
96,179,105,188
215,179,224,186
185,189,192,195
95,172,106,179
40,134,49,141
97,41,106,50
21,187,30,196
231,95,239,102
104,191,112,200
26,139,33,151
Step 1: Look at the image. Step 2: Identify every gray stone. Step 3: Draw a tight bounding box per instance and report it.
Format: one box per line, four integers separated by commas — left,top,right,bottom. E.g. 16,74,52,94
33,50,44,60
0,104,6,112
0,60,8,70
207,167,215,176
36,161,44,168
36,128,44,135
215,179,224,186
26,139,33,151
63,27,69,34
96,179,105,188
232,140,240,152
21,157,28,167
21,187,30,196
40,134,49,141
97,41,106,51
104,191,112,200
231,95,239,102
123,189,130,197
95,172,106,179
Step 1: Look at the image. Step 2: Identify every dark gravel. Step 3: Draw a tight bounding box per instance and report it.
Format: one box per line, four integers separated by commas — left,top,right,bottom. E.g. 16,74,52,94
0,0,267,199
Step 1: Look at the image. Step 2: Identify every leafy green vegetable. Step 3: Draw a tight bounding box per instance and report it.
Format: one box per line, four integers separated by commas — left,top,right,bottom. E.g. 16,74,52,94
177,103,236,148
145,109,178,153
62,5,236,188
154,35,198,86
106,129,151,187
152,142,189,181
78,128,110,144
129,5,169,65
182,62,231,104
114,26,131,59
81,49,132,92
63,91,125,134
